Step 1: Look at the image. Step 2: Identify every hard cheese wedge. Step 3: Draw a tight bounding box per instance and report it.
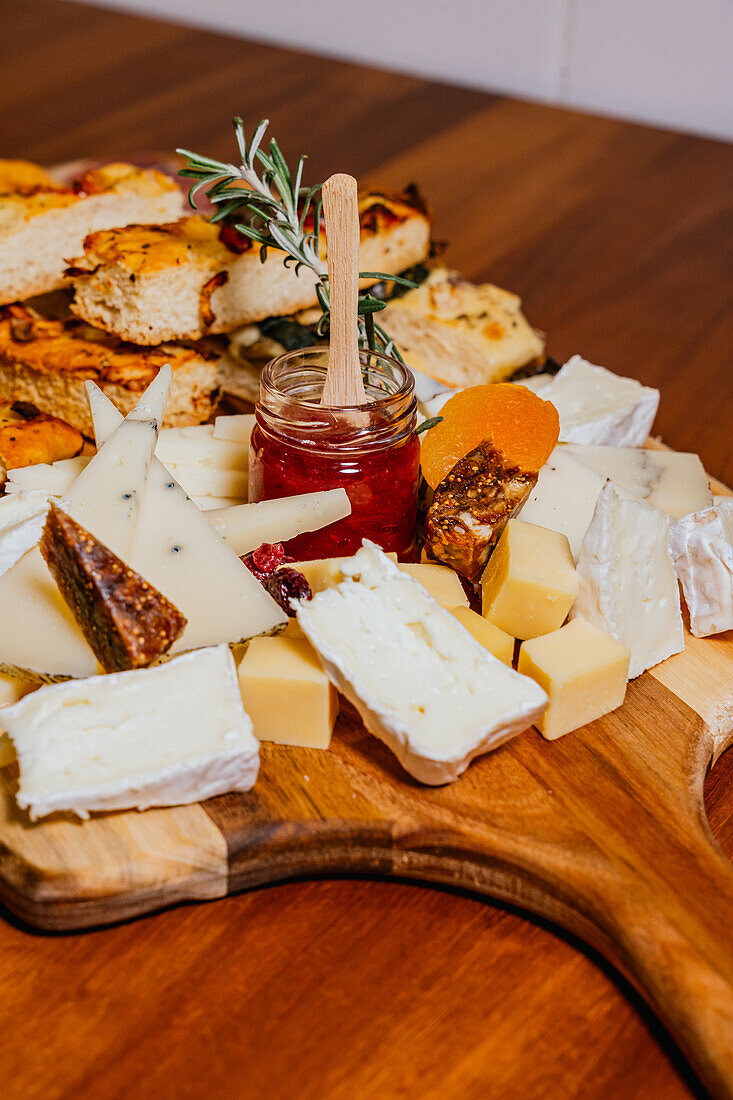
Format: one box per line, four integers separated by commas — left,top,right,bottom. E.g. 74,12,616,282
518,618,630,739
297,543,547,785
88,386,286,651
3,646,259,820
208,489,351,557
668,500,733,637
238,636,338,749
571,483,684,677
0,377,165,680
563,444,712,519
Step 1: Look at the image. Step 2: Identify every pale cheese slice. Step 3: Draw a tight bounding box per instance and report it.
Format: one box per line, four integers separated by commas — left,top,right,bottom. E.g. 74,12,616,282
297,543,547,785
3,646,259,820
518,447,606,561
209,489,351,556
88,386,287,651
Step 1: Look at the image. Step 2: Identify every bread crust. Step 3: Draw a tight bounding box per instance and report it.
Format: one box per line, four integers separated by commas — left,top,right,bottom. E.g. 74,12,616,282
0,400,83,471
0,163,184,305
0,306,218,437
69,190,432,343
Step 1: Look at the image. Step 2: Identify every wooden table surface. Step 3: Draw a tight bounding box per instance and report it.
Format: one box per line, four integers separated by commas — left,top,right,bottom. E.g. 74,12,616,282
1,2,732,1097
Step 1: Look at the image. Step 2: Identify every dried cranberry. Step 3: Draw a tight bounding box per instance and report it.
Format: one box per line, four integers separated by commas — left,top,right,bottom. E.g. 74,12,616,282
264,568,312,616
218,222,253,254
251,542,287,574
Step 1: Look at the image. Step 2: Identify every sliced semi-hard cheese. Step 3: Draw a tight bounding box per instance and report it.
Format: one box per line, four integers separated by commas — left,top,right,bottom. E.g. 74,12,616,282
155,426,248,472
213,413,255,444
238,635,338,748
159,464,248,501
297,543,547,784
571,483,684,677
88,386,286,650
563,444,712,519
209,489,351,557
542,356,659,446
481,520,578,640
518,618,630,739
518,447,606,561
5,456,90,495
668,500,733,637
4,646,259,820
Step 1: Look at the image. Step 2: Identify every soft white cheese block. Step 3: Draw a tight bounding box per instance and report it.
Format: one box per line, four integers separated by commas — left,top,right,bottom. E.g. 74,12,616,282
3,646,259,821
668,500,733,637
0,672,36,767
297,543,548,785
571,484,684,677
542,356,660,446
88,385,287,651
209,489,351,556
563,444,712,519
518,447,606,560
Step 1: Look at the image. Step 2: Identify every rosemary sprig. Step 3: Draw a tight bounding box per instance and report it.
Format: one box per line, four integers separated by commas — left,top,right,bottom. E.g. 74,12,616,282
177,118,417,360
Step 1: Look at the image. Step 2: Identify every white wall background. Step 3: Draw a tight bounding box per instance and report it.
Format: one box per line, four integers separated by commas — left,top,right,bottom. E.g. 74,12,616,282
78,0,733,141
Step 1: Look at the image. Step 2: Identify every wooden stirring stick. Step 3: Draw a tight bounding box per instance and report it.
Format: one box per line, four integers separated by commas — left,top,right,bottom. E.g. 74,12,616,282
321,173,366,406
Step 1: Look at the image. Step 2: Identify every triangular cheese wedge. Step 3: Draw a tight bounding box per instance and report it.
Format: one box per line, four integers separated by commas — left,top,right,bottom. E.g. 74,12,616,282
0,375,169,681
89,387,287,651
85,366,170,444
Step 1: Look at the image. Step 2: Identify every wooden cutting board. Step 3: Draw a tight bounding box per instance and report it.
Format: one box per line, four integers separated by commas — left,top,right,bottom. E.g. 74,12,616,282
2,475,733,1098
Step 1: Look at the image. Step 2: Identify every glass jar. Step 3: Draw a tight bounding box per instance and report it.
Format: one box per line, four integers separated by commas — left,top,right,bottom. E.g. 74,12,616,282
249,346,420,560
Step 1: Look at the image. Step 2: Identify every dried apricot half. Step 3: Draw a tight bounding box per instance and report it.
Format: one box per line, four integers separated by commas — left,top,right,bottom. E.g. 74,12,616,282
420,384,560,489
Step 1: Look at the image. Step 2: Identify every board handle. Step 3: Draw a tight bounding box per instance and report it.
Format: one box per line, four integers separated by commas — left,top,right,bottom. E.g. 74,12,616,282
589,827,733,1099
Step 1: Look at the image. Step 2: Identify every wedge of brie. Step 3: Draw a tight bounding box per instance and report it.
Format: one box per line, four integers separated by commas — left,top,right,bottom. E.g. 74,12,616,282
297,543,547,784
668,500,733,637
563,444,711,519
542,356,659,446
3,646,259,820
572,484,684,677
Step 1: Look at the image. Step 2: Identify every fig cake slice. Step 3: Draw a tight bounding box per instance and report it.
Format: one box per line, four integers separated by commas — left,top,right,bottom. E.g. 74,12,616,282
40,502,186,672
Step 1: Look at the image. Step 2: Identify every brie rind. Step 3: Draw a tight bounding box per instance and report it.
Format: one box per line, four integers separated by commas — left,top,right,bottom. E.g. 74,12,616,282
296,543,547,785
668,500,733,637
572,484,684,677
4,646,259,820
543,356,659,446
563,444,711,519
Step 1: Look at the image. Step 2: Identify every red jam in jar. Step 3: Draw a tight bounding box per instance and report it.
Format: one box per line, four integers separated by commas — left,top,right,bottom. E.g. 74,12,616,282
249,347,420,560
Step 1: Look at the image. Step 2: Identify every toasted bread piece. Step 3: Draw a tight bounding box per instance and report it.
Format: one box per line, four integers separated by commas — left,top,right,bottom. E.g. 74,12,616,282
0,163,184,305
68,189,432,344
0,306,219,436
0,159,57,192
0,399,83,473
379,268,545,388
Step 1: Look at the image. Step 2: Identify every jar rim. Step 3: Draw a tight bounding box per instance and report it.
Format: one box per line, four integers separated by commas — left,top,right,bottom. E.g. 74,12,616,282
259,344,415,411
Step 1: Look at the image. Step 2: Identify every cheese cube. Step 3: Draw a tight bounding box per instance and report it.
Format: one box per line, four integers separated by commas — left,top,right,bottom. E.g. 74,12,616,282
399,564,469,609
481,520,578,640
238,636,338,749
450,606,514,664
518,618,630,739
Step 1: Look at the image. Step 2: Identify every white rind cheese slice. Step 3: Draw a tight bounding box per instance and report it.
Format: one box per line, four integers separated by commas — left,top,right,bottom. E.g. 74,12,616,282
209,489,351,556
88,386,286,651
668,501,733,637
0,513,49,578
571,483,684,677
563,444,712,519
542,356,659,446
297,543,547,785
518,447,606,560
3,647,259,821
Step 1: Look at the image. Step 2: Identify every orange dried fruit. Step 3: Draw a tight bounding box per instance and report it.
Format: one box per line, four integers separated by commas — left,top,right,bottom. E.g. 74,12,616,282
420,384,560,489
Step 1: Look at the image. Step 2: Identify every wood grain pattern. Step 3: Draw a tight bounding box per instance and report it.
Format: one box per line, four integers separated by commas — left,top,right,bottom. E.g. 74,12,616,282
0,2,732,1099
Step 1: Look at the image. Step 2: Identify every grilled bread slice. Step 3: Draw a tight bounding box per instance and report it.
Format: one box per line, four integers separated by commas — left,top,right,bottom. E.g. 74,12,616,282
378,268,545,388
0,400,83,478
0,163,185,305
68,189,432,345
0,159,58,192
0,306,218,436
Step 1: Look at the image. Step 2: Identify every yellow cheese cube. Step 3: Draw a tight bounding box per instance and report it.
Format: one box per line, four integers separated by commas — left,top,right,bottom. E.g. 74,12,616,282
238,636,338,749
399,563,469,609
450,606,514,664
0,673,36,767
481,520,578,640
518,618,630,740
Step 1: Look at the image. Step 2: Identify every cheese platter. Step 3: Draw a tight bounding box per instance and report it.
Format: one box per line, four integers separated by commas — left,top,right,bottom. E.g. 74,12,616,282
0,127,732,1098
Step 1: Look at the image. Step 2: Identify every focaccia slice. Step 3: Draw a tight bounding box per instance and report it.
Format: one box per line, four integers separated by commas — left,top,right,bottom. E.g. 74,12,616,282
0,399,83,477
379,268,545,388
68,189,432,344
0,159,58,192
0,306,219,436
0,163,184,305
